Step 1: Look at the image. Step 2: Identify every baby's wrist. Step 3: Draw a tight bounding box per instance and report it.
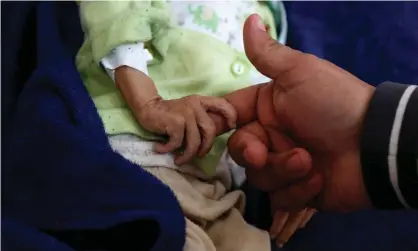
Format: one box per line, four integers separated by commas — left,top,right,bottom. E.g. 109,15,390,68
136,96,164,111
114,67,161,110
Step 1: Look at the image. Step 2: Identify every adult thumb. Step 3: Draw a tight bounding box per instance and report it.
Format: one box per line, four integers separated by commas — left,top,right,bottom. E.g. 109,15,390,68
244,14,304,81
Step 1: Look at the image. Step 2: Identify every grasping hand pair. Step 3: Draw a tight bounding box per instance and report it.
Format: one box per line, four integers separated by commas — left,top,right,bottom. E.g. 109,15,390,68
211,14,374,213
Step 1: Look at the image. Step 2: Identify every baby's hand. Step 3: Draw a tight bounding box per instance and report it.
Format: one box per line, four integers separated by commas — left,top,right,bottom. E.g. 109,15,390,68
137,95,237,165
270,208,316,248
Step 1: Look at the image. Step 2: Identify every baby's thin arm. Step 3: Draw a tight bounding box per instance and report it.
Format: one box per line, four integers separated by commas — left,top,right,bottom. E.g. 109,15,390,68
80,0,158,105
115,66,160,110
101,43,161,109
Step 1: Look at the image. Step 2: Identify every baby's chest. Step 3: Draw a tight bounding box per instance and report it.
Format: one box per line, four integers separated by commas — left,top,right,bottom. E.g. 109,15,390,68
167,1,258,52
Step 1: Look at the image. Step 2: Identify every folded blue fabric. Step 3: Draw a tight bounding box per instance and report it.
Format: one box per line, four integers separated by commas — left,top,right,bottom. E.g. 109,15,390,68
2,218,74,251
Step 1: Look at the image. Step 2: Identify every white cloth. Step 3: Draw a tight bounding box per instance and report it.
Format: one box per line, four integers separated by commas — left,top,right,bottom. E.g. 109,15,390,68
109,134,271,251
108,134,247,188
100,42,152,81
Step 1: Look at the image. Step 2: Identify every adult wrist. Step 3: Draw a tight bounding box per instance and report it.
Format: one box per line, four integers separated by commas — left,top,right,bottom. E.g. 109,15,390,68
360,82,418,209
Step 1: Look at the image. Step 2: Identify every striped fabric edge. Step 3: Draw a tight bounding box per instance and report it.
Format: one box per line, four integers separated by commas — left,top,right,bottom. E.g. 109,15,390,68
361,82,418,209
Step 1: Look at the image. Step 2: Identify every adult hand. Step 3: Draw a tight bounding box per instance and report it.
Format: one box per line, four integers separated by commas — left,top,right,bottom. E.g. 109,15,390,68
213,14,375,212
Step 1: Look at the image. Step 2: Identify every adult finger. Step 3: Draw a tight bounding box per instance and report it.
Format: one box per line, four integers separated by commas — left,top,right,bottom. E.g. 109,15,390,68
243,14,306,82
276,209,307,248
299,208,316,228
245,149,312,191
175,116,201,165
265,127,296,152
266,148,312,185
227,121,269,169
269,172,323,211
209,84,264,136
270,211,289,239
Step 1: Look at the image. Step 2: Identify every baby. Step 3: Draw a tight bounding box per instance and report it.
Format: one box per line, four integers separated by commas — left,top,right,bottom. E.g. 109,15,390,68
76,1,314,250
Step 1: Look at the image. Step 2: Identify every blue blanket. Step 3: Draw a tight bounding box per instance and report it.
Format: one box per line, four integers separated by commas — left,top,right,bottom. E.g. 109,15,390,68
2,2,184,250
2,2,418,251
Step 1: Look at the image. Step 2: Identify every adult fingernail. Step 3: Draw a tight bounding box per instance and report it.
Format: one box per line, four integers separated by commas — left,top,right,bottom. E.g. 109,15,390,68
255,14,266,31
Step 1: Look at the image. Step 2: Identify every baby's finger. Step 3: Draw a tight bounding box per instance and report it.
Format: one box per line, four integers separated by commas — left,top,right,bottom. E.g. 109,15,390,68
270,211,289,239
154,121,185,154
276,210,306,248
201,96,237,129
299,208,316,228
194,108,217,157
175,116,201,165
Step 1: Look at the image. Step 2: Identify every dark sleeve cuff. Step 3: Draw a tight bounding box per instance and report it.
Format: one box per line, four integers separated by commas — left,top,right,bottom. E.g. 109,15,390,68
360,82,418,209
